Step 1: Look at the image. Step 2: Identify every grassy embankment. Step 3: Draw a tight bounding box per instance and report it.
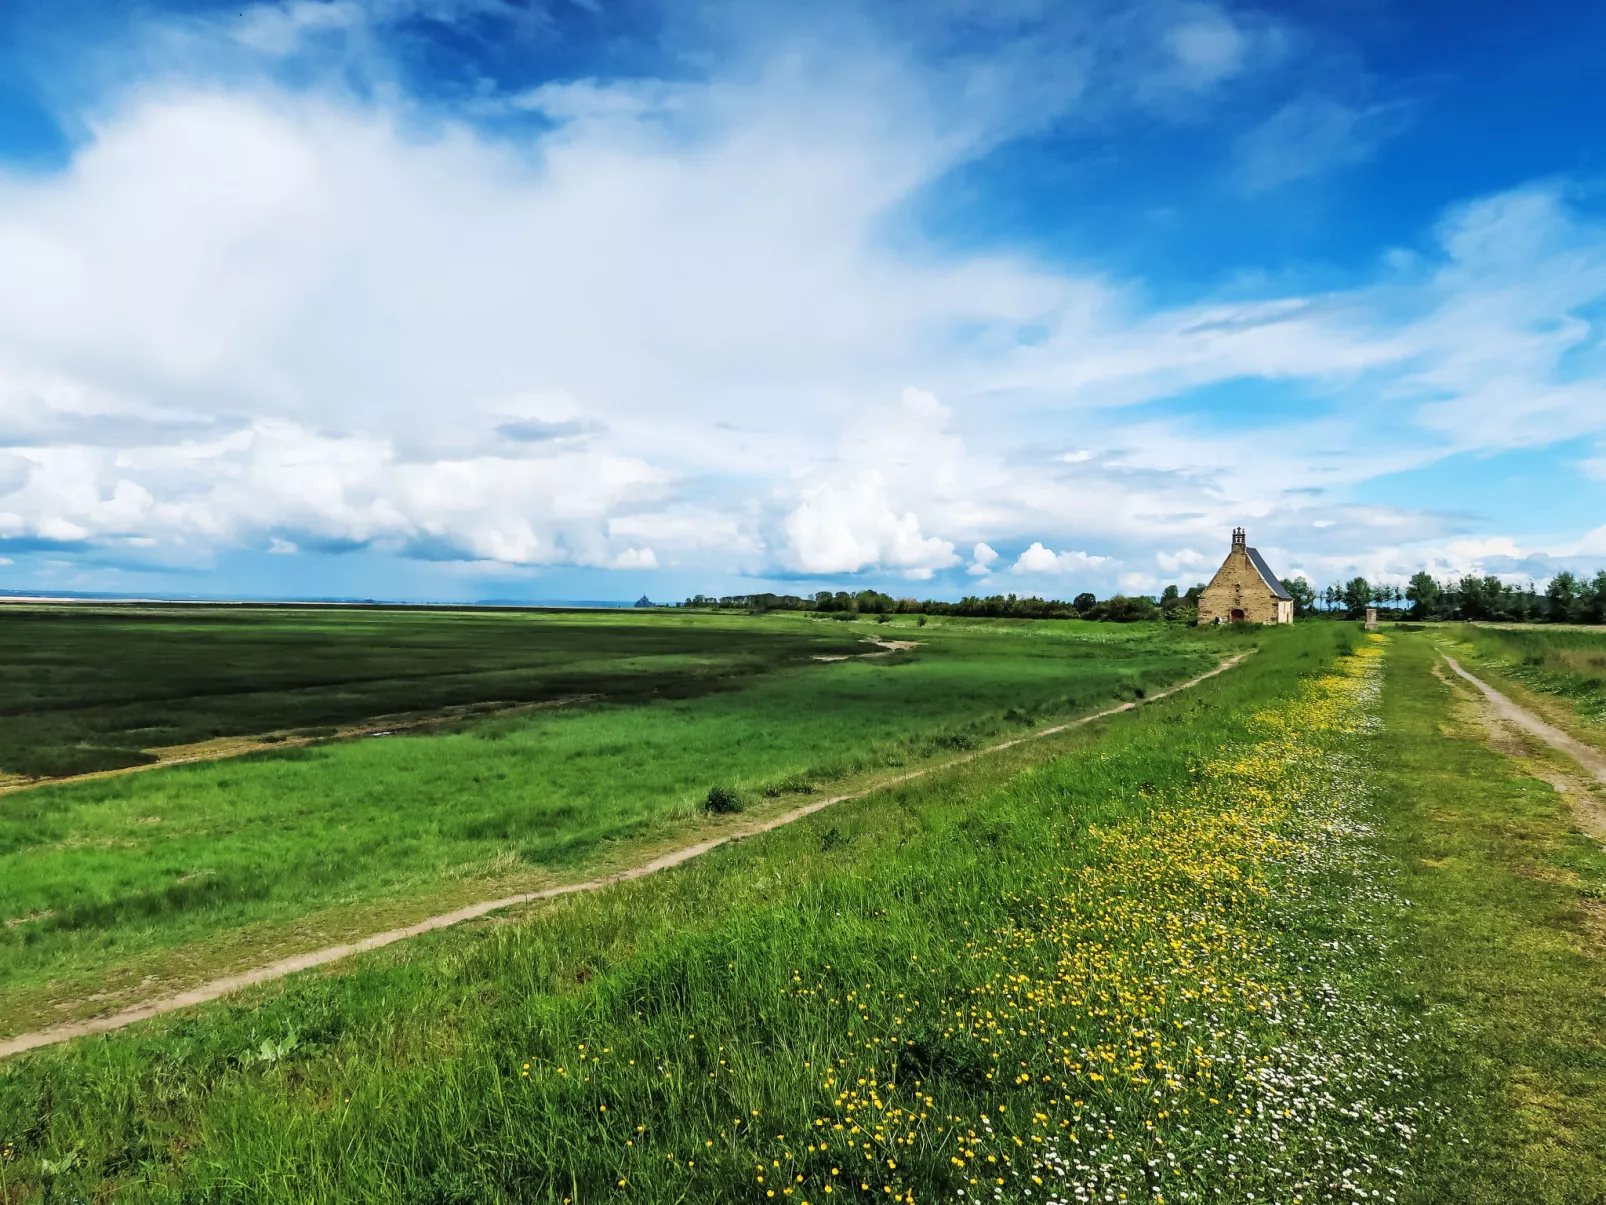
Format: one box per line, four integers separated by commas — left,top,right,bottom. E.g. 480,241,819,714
0,610,1231,1035
1375,632,1606,1204
1444,623,1606,735
1,621,1446,1204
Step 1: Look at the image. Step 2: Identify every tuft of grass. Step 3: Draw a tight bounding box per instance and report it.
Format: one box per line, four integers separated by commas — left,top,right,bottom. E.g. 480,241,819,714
702,786,743,814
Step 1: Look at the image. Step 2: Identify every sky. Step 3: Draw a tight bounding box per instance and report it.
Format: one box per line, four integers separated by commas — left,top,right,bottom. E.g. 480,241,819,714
2,0,1605,603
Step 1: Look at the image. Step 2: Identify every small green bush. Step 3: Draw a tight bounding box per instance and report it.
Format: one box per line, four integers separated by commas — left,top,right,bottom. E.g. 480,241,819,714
704,785,743,814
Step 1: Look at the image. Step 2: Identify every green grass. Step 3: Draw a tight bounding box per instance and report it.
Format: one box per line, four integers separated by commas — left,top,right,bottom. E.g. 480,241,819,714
0,621,1433,1205
0,612,1238,1034
1375,633,1606,1204
1449,623,1606,725
0,604,872,779
6,623,1598,1203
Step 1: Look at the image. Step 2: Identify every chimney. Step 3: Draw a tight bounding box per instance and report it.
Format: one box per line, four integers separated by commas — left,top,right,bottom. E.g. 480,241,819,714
1232,526,1246,548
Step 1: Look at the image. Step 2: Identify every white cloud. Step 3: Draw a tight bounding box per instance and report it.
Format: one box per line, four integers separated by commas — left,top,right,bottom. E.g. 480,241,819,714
1155,547,1210,575
1163,11,1247,87
1012,542,1110,576
613,547,658,569
233,1,364,54
2,6,1606,592
1235,95,1407,192
783,471,957,578
0,419,670,567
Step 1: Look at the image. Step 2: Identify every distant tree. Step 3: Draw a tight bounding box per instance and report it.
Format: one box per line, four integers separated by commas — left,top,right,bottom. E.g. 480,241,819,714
1280,576,1316,618
1100,595,1158,623
1406,571,1440,620
1160,584,1181,611
1073,592,1096,614
1579,571,1606,625
1342,576,1372,619
1184,584,1205,606
1456,575,1507,621
1547,571,1580,623
1515,583,1539,623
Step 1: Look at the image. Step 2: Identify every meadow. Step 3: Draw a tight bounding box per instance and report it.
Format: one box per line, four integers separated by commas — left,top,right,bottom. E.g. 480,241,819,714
0,608,1233,1038
0,604,873,780
3,616,1603,1204
3,620,1400,1204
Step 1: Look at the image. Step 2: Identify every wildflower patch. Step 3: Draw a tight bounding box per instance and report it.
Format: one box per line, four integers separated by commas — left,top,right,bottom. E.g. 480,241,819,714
755,636,1424,1205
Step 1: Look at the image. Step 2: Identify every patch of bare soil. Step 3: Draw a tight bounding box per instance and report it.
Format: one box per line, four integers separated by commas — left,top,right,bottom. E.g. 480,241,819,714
810,637,920,662
1583,900,1606,948
0,651,1251,1060
864,638,920,653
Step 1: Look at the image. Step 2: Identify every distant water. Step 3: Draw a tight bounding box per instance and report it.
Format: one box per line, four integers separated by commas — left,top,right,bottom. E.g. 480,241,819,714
0,589,639,609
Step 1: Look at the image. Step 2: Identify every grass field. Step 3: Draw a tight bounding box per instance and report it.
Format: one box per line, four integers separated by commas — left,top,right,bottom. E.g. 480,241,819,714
0,608,1236,1037
0,621,1408,1203
3,618,1603,1203
1447,623,1606,728
0,604,878,780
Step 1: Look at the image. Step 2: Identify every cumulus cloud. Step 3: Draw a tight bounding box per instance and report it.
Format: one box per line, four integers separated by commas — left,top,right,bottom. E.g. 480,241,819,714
967,542,999,576
0,418,670,566
612,547,658,569
1012,542,1110,576
783,472,957,578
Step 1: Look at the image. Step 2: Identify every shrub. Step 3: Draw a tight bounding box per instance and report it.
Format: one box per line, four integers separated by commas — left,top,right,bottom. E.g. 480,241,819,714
704,786,744,814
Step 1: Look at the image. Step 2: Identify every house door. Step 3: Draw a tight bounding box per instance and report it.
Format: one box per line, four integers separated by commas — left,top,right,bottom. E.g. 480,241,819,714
1230,608,1245,621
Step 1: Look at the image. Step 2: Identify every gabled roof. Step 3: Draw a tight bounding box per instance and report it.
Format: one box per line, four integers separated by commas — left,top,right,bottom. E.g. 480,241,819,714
1246,547,1293,600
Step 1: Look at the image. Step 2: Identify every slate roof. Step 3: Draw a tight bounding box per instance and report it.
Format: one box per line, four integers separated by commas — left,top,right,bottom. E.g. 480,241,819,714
1246,547,1293,600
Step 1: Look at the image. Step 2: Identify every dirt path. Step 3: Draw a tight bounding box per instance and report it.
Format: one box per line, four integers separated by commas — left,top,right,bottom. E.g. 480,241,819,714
1442,653,1606,840
0,651,1250,1061
811,637,921,662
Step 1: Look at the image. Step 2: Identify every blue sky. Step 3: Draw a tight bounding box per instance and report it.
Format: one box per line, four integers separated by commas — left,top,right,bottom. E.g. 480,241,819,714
2,0,1605,603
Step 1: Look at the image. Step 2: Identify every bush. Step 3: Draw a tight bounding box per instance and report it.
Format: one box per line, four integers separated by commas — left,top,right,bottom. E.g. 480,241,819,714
704,786,744,814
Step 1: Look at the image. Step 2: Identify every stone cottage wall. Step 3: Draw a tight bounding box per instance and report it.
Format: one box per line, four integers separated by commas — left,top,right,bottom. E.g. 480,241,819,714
1198,547,1284,625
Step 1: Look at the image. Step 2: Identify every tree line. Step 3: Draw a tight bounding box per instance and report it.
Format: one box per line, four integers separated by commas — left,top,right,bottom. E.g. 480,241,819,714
679,588,1198,623
1279,569,1606,623
682,569,1606,626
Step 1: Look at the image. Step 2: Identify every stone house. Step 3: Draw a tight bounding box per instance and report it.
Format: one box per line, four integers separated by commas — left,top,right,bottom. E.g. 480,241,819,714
1197,528,1294,625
